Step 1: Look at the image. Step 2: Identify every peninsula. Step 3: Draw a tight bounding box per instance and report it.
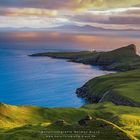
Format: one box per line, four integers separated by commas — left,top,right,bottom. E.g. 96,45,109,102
30,44,140,71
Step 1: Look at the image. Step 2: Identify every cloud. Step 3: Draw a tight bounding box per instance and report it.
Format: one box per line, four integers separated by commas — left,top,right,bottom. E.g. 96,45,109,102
0,1,140,31
0,7,58,17
0,16,71,29
69,7,140,30
71,13,140,25
0,0,78,10
0,0,140,10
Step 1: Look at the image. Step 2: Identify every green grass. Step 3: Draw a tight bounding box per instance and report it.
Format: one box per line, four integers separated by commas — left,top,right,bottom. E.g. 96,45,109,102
0,119,136,140
0,103,89,128
77,69,140,106
0,103,139,140
116,81,140,102
83,103,140,139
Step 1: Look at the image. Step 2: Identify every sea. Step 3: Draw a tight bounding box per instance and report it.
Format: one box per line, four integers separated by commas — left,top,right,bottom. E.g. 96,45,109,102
0,31,139,107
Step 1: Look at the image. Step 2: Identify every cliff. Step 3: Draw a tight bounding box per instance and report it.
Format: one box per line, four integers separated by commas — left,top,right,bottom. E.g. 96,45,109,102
76,69,140,107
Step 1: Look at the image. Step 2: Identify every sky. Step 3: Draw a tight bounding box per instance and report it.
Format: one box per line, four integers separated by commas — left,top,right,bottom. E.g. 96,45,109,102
0,0,140,30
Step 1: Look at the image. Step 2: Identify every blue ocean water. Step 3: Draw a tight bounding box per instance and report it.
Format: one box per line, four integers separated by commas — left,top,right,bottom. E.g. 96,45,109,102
0,32,111,108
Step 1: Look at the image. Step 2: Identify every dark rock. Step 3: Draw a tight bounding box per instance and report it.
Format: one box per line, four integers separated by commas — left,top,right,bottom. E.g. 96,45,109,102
78,115,92,126
76,87,100,103
54,120,66,125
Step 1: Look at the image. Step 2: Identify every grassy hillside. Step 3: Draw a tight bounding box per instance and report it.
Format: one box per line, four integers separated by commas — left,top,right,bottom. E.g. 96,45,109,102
76,69,140,107
0,103,139,140
30,44,140,71
0,119,135,140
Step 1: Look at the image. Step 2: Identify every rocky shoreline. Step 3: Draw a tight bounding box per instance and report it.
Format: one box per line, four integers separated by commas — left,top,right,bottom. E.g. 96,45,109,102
76,84,139,107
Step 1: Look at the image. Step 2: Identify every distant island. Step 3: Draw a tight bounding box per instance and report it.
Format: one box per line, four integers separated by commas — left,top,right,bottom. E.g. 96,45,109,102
0,44,140,140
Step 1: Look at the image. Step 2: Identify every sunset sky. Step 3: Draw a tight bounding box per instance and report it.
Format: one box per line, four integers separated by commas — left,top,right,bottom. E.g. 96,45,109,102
0,0,140,30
